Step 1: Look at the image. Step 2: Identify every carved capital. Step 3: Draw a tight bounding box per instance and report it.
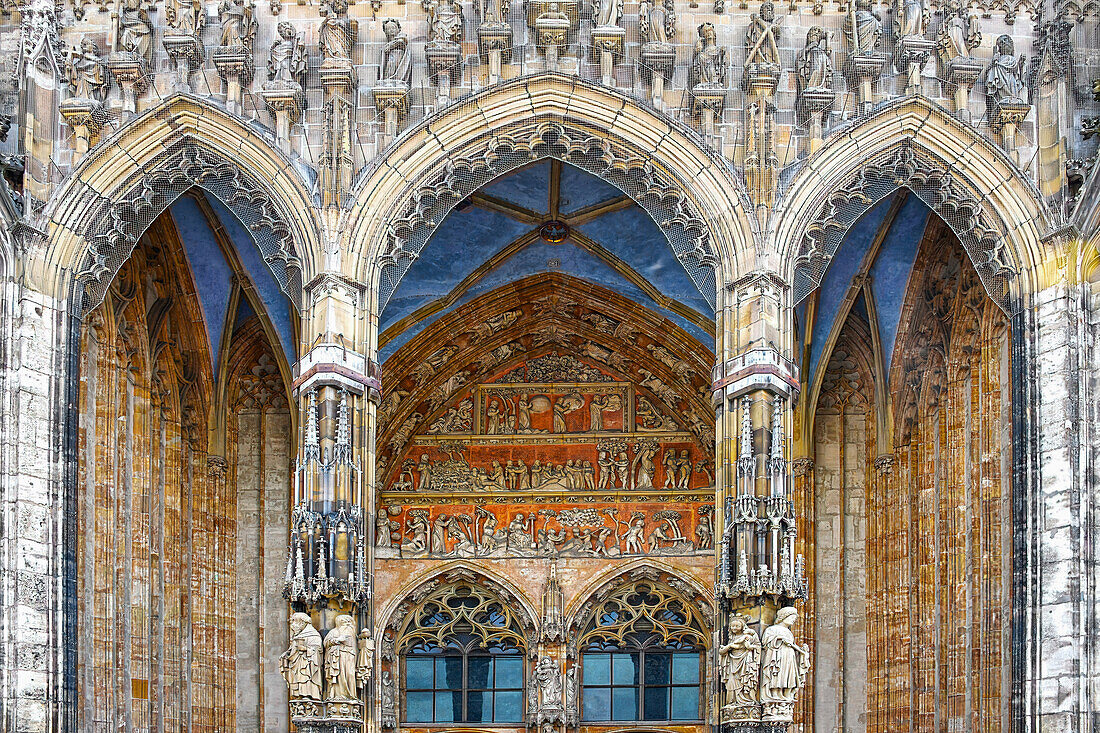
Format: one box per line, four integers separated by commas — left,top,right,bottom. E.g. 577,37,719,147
874,453,895,475
790,457,814,477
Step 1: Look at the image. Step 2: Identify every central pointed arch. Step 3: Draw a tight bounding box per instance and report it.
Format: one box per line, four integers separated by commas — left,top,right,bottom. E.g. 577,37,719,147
344,74,757,335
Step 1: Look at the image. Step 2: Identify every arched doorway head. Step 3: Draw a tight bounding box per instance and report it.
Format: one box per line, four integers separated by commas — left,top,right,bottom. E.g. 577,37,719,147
31,95,321,310
344,74,757,330
774,97,1052,313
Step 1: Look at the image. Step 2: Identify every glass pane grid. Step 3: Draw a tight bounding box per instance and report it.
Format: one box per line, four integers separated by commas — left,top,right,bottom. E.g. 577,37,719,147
404,652,524,724
582,650,702,723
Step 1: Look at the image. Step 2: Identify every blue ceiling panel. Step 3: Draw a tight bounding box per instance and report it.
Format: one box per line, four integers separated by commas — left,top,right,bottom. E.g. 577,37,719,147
559,164,623,215
479,161,551,214
870,196,933,371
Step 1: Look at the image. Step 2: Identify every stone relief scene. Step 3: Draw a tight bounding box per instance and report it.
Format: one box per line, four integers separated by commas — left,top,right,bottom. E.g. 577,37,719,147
0,0,1096,724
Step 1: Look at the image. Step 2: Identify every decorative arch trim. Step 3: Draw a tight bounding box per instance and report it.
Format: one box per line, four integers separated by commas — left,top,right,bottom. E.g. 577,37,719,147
344,74,757,322
774,96,1051,313
34,94,321,310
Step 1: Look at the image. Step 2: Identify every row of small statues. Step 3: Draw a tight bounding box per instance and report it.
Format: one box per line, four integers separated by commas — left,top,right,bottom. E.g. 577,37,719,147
282,612,374,713
718,607,810,723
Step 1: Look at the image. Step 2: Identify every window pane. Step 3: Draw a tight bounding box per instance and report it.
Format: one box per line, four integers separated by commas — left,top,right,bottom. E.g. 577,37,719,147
406,691,434,723
438,657,463,689
495,690,523,722
583,653,610,685
583,687,610,721
643,685,669,721
670,686,700,720
612,653,639,686
468,656,492,689
672,653,700,684
611,686,638,720
644,653,671,685
406,657,435,689
467,690,490,722
434,691,457,722
495,656,523,687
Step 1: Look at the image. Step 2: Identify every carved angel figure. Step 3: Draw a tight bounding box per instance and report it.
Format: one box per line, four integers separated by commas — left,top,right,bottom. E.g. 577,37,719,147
719,614,761,708
424,0,464,44
325,614,359,700
218,0,257,48
843,0,881,55
691,23,726,87
66,38,107,101
268,22,307,84
759,607,810,714
594,0,623,28
117,0,155,62
984,34,1027,105
795,26,833,94
939,0,980,61
380,19,412,84
319,0,355,62
280,612,323,700
639,0,676,45
744,1,782,67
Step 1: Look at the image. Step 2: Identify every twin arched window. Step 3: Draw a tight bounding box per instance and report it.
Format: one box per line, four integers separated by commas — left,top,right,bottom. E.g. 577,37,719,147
396,577,707,726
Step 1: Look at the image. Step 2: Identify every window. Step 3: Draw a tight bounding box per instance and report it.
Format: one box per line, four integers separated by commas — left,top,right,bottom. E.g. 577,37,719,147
578,580,707,723
394,581,530,725
404,642,525,723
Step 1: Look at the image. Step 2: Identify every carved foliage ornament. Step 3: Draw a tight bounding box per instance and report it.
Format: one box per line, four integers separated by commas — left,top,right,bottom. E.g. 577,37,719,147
375,120,722,311
791,143,1016,309
76,143,304,312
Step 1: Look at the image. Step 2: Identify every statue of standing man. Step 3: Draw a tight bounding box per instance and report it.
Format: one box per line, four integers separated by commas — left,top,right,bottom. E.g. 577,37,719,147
759,606,810,722
281,612,323,701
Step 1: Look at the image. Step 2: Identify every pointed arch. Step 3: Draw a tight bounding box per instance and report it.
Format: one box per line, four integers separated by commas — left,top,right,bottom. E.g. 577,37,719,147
344,73,757,335
774,97,1052,313
32,94,321,310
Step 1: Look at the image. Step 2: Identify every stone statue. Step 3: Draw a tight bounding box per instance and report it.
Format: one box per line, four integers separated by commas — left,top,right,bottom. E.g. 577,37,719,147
759,607,810,721
424,0,464,44
895,0,926,38
319,0,355,63
744,1,782,68
357,629,375,689
166,0,204,36
268,22,307,84
380,19,412,84
843,0,881,55
691,23,726,87
325,614,359,700
795,26,833,94
280,612,323,700
218,0,257,48
594,0,623,28
984,34,1027,105
381,669,398,728
564,665,579,724
939,0,979,61
535,656,563,711
480,0,509,24
117,0,155,62
719,614,761,711
639,0,675,45
66,38,107,101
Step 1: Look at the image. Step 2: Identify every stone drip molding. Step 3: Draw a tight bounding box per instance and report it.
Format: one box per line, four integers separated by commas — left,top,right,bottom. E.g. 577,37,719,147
76,141,304,312
791,142,1017,310
374,118,722,311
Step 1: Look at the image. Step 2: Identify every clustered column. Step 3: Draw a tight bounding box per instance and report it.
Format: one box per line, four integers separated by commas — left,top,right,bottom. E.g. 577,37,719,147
280,276,379,733
713,273,809,732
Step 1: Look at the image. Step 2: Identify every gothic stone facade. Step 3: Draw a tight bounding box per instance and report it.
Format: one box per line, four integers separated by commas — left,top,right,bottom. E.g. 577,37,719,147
0,0,1098,729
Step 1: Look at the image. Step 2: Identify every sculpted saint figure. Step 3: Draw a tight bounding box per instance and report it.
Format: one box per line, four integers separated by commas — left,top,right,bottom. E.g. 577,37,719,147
218,0,257,48
480,0,509,24
692,22,726,87
66,38,107,101
535,656,564,710
268,22,307,84
117,0,155,63
639,0,676,45
594,0,622,27
940,0,979,60
744,1,782,67
719,614,761,709
325,614,359,700
984,34,1027,105
895,0,925,38
380,19,413,84
320,0,355,62
281,612,323,700
796,26,833,94
425,0,464,44
759,607,810,716
843,0,881,55
167,0,204,35
357,629,375,689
